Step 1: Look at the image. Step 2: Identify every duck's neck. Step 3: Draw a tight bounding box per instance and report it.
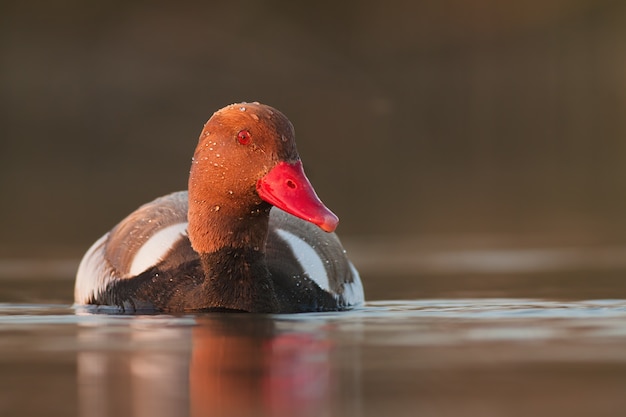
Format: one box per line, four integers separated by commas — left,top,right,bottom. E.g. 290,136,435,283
188,198,272,254
187,194,279,312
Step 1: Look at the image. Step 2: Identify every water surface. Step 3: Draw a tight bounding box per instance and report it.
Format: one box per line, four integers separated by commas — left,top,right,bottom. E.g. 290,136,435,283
3,242,626,416
2,298,626,417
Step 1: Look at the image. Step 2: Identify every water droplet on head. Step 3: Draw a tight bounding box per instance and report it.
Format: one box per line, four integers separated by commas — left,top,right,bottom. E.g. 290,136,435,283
239,106,246,112
281,135,288,142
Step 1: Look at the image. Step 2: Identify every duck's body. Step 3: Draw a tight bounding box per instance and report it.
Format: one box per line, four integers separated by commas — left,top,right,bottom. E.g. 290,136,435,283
74,103,364,313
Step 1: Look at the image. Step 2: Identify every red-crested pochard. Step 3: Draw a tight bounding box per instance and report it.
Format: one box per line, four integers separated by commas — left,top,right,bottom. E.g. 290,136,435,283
74,102,364,313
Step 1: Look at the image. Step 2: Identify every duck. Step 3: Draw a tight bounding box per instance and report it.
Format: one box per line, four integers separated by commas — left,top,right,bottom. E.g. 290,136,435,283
74,102,364,313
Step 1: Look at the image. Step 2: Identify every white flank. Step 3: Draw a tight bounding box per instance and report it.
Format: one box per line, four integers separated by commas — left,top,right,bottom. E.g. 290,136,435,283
74,233,111,304
275,228,330,292
342,262,365,306
129,223,188,276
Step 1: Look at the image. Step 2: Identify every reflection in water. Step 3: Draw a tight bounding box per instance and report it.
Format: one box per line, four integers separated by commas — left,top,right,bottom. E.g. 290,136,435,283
77,321,191,417
190,317,332,417
3,300,626,416
77,315,339,417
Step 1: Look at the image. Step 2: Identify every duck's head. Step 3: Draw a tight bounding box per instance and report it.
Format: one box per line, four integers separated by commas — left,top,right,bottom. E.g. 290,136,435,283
188,102,338,251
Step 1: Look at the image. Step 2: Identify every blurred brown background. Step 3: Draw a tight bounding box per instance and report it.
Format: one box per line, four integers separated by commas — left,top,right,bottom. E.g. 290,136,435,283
2,0,626,257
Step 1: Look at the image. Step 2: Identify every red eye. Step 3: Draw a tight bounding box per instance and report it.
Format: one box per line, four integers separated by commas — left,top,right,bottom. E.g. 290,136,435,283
237,130,252,145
